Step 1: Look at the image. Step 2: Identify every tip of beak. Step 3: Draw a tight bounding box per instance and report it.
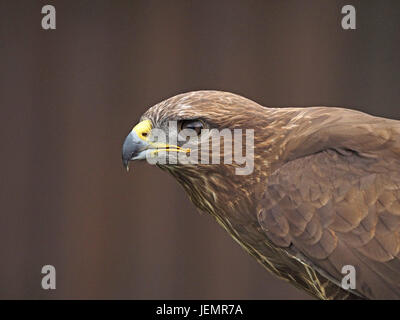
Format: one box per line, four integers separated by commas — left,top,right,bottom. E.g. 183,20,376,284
123,159,130,172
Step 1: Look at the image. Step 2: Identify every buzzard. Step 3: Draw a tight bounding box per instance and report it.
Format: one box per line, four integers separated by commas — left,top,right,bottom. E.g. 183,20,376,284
122,91,400,300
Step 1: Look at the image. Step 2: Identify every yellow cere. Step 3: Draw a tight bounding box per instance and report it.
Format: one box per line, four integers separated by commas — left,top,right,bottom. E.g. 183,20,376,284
132,119,152,141
131,119,190,155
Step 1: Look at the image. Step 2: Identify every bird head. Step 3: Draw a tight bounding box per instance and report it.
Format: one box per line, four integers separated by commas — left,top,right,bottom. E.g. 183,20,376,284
122,90,285,212
122,91,272,170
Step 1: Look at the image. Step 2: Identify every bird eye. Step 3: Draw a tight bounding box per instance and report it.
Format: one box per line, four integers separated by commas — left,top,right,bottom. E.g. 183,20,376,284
179,120,204,135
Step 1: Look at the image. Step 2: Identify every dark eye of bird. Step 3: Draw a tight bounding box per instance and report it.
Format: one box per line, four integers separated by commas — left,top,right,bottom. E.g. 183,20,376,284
179,120,204,135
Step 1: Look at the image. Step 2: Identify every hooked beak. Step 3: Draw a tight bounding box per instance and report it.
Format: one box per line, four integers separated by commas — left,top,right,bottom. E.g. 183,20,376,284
122,130,149,170
122,119,190,171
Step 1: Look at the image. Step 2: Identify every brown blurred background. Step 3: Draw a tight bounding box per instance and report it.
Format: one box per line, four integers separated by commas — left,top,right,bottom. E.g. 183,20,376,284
0,0,399,299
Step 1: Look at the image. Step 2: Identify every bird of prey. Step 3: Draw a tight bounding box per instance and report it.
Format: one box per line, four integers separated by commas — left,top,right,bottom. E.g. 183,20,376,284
122,91,400,300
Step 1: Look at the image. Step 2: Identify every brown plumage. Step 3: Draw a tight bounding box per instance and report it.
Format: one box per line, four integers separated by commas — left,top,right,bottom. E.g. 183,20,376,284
122,90,400,299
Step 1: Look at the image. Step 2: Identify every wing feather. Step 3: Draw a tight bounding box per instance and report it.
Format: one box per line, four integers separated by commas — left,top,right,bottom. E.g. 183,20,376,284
258,118,400,298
